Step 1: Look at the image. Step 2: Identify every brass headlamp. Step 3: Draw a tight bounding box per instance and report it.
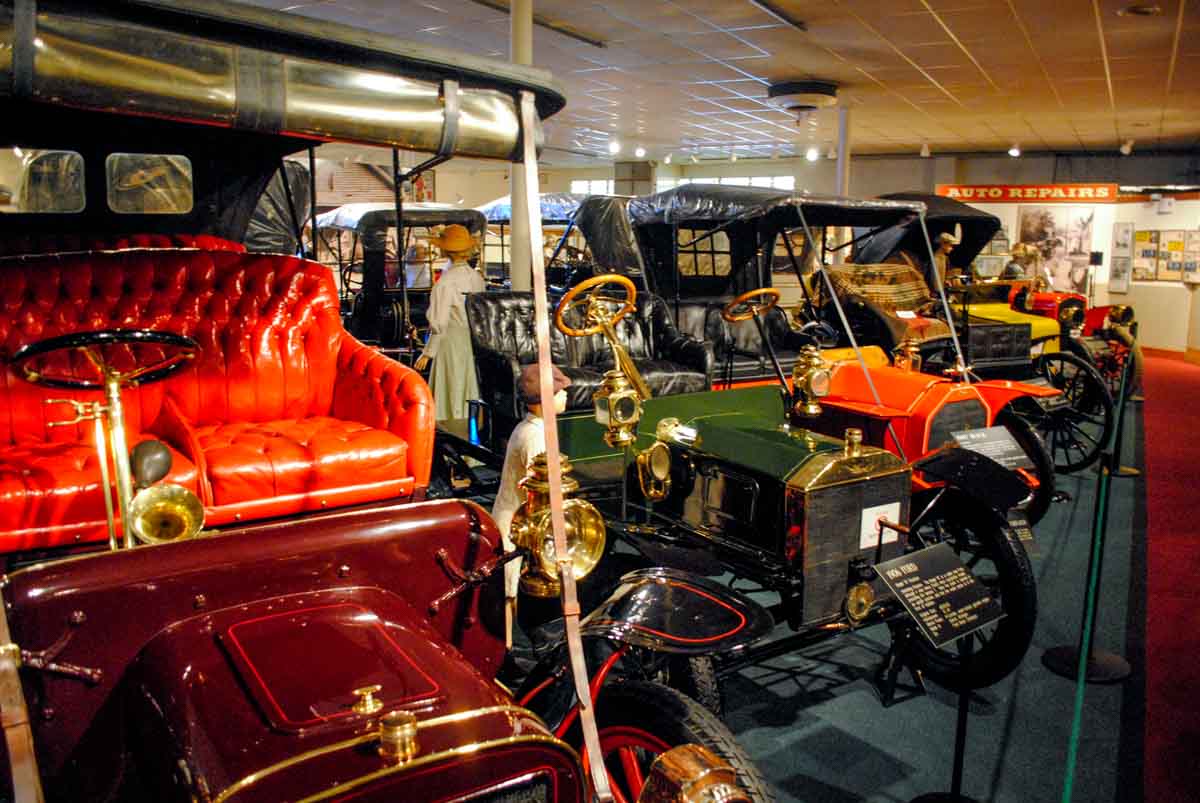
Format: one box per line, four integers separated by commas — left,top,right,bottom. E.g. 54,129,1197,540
791,345,831,418
509,454,607,597
593,370,643,449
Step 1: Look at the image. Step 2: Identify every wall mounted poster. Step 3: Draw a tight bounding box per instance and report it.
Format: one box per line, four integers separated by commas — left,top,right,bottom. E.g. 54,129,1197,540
1111,222,1134,259
1017,205,1094,294
1184,231,1200,283
1159,230,1184,281
1133,230,1158,280
1109,257,1131,293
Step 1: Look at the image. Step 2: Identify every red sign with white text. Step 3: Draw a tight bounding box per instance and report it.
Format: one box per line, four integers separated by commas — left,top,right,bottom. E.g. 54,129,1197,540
936,183,1119,204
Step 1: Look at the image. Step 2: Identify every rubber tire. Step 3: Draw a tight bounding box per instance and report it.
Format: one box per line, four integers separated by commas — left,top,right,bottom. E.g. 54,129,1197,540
1034,351,1114,474
906,490,1038,691
595,680,776,803
995,407,1055,526
665,655,724,719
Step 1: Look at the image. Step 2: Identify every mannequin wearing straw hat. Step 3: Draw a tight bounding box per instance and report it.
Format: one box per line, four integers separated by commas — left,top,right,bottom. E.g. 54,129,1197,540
414,224,485,420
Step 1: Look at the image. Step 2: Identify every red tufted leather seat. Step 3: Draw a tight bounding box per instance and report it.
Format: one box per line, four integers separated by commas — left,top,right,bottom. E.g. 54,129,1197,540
0,248,433,551
0,233,246,257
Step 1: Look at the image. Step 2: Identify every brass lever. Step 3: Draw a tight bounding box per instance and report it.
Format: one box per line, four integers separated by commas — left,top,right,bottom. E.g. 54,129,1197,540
44,398,105,426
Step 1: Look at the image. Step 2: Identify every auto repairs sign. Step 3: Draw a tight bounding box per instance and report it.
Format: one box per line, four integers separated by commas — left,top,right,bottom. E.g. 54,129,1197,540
936,183,1119,203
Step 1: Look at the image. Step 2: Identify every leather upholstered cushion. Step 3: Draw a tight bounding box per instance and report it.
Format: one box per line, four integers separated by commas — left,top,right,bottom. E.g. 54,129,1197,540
0,233,246,257
824,263,953,347
0,247,433,551
467,291,714,420
634,360,708,396
0,439,198,551
193,417,410,516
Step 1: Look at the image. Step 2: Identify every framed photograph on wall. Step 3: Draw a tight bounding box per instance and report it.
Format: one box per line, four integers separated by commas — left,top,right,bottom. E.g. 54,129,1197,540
1109,256,1131,293
1111,221,1134,259
1017,205,1094,294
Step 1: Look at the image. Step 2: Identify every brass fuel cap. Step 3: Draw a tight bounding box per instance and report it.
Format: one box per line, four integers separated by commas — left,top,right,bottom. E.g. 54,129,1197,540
378,710,419,764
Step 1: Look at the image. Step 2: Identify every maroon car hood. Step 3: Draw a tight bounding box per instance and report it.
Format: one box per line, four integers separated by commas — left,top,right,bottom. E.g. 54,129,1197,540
129,586,520,798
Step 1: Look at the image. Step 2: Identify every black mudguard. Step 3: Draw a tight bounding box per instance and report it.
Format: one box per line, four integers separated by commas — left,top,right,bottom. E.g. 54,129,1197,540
912,443,1030,513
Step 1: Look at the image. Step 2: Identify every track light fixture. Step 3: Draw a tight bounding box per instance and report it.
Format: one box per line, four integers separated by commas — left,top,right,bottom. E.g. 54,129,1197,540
1120,139,1134,156
634,146,646,158
805,146,819,162
1008,144,1021,157
664,152,672,164
608,140,621,155
730,151,738,162
920,142,931,158
690,153,699,164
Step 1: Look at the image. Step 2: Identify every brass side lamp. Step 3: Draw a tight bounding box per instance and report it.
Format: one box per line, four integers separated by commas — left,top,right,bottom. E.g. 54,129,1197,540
509,454,607,597
791,345,831,418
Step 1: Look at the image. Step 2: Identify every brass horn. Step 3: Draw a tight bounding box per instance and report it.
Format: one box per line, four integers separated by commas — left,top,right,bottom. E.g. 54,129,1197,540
127,484,205,545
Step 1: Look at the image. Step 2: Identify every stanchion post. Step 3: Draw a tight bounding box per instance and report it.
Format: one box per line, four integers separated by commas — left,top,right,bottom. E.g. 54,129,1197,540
1109,337,1140,478
909,635,981,803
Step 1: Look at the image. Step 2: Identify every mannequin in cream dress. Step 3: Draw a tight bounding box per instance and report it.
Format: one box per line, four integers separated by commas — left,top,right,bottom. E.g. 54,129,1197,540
414,224,485,421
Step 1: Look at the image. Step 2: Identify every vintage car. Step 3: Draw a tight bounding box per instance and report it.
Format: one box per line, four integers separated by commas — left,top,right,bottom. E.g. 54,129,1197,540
478,192,589,288
0,2,774,800
613,186,1057,521
314,202,489,359
851,192,1118,472
438,268,1040,697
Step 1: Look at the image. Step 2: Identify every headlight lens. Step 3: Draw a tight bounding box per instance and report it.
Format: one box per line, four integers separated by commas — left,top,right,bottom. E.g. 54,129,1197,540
808,368,832,398
613,394,639,423
647,441,671,481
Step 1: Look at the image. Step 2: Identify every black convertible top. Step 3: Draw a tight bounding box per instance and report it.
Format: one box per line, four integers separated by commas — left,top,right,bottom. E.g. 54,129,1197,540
853,192,1002,267
627,185,924,228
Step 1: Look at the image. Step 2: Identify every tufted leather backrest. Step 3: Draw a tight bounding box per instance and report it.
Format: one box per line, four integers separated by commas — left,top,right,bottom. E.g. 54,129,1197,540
0,233,246,258
0,249,343,444
465,292,569,365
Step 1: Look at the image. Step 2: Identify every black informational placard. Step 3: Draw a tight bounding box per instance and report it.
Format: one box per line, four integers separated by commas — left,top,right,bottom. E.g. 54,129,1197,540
875,543,1006,649
1006,510,1039,557
952,426,1034,470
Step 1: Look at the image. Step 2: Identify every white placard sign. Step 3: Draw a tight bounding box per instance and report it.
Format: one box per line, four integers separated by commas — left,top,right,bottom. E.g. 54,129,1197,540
860,502,903,550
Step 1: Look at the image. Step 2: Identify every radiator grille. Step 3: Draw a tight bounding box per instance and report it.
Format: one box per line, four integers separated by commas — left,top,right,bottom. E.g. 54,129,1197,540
928,398,988,451
799,470,910,625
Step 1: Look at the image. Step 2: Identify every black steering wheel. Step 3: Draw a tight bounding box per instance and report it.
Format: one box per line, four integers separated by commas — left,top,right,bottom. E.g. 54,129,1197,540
10,329,198,390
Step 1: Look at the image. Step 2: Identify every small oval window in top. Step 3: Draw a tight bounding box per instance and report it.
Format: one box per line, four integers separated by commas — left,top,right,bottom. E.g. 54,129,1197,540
0,148,85,214
106,153,193,214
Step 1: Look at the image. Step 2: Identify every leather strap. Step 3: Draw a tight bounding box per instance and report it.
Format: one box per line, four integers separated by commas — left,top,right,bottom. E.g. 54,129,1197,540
437,80,460,157
518,91,613,803
0,585,46,803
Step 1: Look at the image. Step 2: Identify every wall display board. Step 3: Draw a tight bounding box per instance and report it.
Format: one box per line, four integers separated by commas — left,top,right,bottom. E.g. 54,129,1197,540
1184,231,1200,284
1017,204,1094,294
1133,230,1159,280
1159,230,1185,281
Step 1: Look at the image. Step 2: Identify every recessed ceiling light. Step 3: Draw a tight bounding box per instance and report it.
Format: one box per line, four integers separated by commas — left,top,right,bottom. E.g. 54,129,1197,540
1117,3,1162,16
608,140,621,155
664,153,673,164
1008,144,1021,157
805,146,820,162
634,146,646,158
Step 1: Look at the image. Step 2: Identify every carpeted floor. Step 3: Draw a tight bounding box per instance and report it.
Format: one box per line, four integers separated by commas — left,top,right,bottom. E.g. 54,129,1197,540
1141,356,1200,803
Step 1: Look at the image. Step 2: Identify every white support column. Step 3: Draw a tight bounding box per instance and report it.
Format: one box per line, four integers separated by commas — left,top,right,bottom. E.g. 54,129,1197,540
835,106,851,196
509,0,534,291
834,106,851,263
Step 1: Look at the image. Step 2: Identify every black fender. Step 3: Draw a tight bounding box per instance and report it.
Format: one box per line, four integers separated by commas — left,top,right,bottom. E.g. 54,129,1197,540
515,568,772,729
911,443,1030,514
